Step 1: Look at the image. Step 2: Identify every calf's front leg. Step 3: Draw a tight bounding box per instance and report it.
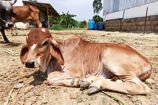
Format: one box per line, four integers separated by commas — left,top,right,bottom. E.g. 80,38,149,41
47,71,80,87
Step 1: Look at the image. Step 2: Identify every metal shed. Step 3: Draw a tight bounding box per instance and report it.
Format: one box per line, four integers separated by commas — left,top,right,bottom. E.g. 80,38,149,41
103,0,158,14
103,0,158,32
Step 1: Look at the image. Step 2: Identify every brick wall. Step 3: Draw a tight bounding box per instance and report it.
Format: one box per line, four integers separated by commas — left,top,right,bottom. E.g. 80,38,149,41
105,15,158,32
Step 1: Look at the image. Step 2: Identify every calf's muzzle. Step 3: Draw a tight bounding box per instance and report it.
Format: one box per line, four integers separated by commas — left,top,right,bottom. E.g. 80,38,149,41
25,61,35,68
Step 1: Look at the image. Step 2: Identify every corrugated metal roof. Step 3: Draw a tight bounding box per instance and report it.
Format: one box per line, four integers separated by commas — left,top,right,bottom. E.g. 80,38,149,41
23,1,59,16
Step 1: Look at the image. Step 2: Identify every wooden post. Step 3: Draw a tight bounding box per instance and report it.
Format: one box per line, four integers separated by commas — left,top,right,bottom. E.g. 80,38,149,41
144,7,148,34
120,9,125,31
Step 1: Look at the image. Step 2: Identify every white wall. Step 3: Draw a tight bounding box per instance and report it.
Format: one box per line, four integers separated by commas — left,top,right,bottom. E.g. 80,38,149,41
105,11,123,20
148,1,158,16
124,4,147,19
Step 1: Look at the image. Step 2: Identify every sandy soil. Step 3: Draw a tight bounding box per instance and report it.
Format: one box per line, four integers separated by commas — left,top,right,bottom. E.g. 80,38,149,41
0,29,158,105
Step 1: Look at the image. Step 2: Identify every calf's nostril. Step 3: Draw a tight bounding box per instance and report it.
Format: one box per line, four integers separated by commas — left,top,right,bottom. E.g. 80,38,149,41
25,61,35,68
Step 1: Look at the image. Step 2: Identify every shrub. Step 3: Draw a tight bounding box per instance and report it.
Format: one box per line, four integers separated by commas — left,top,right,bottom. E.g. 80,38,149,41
93,15,103,23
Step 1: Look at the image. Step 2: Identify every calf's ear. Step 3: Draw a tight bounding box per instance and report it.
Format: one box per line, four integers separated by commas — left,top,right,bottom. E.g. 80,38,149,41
20,45,28,64
50,43,64,65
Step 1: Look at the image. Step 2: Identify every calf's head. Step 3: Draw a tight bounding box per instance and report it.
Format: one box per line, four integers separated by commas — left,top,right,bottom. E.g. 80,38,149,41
0,0,17,28
20,28,64,72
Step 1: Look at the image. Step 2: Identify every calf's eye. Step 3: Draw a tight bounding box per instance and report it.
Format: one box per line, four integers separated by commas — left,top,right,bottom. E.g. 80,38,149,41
42,40,48,46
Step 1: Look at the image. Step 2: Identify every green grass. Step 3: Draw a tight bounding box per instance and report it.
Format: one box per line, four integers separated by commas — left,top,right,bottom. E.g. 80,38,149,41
49,25,66,30
49,25,87,31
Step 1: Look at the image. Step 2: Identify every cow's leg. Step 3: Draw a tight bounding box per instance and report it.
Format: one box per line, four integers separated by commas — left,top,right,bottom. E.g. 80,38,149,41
84,75,150,95
11,28,13,35
47,71,80,87
33,14,42,27
0,29,9,43
36,20,42,28
79,76,100,90
11,27,17,36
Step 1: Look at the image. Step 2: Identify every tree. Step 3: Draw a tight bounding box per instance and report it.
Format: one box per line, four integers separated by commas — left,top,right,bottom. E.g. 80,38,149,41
59,12,78,28
93,0,103,14
49,12,78,28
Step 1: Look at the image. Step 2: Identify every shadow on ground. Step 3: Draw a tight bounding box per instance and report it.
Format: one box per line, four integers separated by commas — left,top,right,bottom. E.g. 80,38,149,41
0,41,22,47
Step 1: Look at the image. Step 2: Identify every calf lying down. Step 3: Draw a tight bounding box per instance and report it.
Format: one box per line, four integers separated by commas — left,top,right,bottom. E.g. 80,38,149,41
20,28,152,95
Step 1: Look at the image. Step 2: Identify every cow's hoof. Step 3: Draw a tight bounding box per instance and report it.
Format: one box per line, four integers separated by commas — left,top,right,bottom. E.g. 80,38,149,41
79,80,90,90
4,39,9,43
87,86,100,95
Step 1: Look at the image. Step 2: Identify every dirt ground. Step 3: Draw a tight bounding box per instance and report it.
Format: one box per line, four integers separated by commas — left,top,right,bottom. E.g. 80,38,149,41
0,29,158,105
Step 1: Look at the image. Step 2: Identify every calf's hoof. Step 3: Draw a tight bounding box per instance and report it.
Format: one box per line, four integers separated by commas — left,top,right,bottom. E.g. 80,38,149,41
4,39,9,43
79,80,90,90
87,86,100,95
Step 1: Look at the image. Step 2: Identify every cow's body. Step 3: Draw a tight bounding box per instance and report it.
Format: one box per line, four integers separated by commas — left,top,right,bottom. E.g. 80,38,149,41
0,0,17,42
20,28,152,95
12,5,42,27
58,39,150,78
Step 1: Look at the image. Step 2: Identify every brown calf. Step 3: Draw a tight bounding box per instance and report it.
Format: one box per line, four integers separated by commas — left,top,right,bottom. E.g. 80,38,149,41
20,28,152,95
12,5,42,27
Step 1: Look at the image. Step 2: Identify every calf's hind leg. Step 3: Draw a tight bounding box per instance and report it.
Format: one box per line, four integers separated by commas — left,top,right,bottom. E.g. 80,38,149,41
86,76,151,95
47,71,80,87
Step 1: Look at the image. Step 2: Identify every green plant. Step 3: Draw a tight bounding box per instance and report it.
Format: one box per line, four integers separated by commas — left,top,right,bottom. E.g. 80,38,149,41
49,12,79,29
48,15,60,25
60,12,78,28
49,25,65,30
93,15,103,23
